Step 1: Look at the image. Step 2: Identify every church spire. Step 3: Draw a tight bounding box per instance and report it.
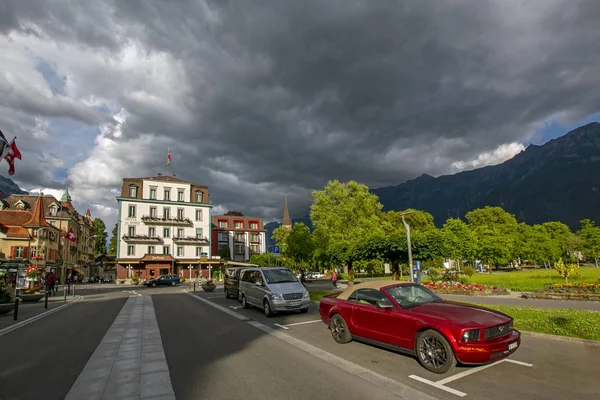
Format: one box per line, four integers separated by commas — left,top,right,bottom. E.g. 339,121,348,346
282,195,292,228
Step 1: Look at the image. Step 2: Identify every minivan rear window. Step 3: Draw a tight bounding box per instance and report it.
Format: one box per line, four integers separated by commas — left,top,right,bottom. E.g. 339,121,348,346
263,269,298,284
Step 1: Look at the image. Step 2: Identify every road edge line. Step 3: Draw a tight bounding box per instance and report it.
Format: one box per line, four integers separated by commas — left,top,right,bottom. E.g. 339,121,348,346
521,330,600,347
190,292,440,400
0,296,83,337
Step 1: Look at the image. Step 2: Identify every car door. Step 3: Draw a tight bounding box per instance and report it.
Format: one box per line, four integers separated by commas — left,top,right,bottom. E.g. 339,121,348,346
245,270,260,305
351,289,402,346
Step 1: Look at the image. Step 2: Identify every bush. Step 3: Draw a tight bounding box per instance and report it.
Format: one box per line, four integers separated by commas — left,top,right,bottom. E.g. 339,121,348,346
458,276,469,284
554,258,580,283
462,266,475,278
0,286,12,304
424,267,440,282
442,269,460,283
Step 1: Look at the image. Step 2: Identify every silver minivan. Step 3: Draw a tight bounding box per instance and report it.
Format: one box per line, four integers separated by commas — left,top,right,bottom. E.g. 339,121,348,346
239,267,311,317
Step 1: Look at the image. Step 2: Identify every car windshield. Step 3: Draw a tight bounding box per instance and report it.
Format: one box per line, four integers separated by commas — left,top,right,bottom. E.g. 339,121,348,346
263,269,298,284
385,284,444,308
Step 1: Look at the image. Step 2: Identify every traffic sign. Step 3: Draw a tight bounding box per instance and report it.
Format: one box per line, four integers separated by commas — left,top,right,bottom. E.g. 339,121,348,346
273,246,280,257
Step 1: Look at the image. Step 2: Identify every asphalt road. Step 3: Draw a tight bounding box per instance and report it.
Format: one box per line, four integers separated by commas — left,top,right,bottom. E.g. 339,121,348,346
196,288,600,400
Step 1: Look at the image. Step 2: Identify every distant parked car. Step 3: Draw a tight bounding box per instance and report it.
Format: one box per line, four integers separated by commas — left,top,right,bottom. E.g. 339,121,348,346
101,276,113,283
319,280,521,374
144,274,180,287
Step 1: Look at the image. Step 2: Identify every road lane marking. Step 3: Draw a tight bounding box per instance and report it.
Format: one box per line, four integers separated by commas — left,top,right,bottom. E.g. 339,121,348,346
0,296,83,338
410,358,534,397
409,375,467,397
274,324,290,330
191,293,438,400
504,358,533,367
229,305,242,310
281,319,322,327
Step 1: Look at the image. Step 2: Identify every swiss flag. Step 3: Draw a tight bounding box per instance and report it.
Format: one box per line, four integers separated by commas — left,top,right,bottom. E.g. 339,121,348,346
65,227,77,242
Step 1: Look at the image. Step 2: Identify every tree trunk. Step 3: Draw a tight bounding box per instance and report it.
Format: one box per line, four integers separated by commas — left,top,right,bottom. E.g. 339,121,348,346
392,262,400,280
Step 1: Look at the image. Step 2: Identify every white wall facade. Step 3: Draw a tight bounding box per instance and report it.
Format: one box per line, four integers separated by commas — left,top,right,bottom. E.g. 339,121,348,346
117,179,211,261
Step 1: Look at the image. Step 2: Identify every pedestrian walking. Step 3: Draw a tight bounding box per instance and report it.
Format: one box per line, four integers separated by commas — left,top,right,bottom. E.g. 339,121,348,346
332,271,338,288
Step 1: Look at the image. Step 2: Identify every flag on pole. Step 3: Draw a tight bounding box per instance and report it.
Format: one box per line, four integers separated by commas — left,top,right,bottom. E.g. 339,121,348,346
167,148,172,166
0,129,22,175
65,227,77,242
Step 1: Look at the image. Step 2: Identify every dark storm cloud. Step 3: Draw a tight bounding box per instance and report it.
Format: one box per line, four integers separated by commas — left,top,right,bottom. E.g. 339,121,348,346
3,0,600,220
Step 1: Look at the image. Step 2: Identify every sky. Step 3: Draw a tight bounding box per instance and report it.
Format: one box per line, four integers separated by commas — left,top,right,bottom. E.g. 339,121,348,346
1,0,600,234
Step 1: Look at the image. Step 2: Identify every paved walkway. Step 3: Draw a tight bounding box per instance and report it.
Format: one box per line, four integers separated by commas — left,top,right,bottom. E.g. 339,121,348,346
0,292,78,330
65,295,175,400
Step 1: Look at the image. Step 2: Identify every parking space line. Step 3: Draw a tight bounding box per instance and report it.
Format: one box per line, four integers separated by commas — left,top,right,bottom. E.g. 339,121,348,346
504,359,533,367
274,324,290,330
229,305,242,310
409,375,467,397
282,319,322,327
437,360,505,385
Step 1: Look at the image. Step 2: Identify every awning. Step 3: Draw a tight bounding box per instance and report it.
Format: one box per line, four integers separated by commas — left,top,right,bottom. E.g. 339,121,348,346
72,267,86,275
0,263,29,270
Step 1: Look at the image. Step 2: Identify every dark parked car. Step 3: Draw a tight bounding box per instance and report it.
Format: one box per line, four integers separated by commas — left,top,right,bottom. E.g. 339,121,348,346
144,274,180,287
319,281,521,374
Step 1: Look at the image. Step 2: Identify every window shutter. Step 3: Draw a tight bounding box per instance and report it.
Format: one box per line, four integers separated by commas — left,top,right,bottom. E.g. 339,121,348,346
10,246,15,258
23,247,28,258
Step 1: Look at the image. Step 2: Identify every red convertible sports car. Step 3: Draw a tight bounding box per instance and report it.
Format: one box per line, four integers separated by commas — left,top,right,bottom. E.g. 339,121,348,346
319,281,521,374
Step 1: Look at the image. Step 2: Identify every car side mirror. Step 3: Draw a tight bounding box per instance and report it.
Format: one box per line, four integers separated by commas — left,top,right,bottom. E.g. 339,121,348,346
376,301,394,310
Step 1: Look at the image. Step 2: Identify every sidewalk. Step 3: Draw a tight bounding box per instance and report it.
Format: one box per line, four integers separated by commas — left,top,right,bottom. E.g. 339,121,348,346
0,292,80,331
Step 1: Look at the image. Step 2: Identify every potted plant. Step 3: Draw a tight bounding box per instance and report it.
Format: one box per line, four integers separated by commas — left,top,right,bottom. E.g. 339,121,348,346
19,284,44,302
0,286,15,314
201,279,216,292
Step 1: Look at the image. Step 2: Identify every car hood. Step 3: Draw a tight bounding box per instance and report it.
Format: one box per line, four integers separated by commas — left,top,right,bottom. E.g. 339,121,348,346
268,282,306,295
410,301,510,327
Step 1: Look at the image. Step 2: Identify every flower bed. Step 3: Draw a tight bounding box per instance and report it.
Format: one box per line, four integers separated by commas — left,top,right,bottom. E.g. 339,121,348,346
422,281,510,296
523,282,600,301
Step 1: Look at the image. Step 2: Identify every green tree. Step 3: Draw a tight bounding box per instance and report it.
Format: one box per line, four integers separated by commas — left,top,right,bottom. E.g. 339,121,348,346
108,223,118,255
310,180,384,281
286,222,316,267
542,221,574,263
577,219,600,267
218,246,232,261
382,209,436,235
272,226,291,256
442,218,476,270
466,207,518,272
93,218,108,255
554,258,579,283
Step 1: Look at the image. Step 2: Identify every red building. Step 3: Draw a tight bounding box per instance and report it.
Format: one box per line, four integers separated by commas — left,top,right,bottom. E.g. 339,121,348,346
211,211,267,262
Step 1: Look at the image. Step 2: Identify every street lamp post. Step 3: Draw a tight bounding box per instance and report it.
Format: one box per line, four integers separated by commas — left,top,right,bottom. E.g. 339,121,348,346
400,211,415,282
85,235,98,278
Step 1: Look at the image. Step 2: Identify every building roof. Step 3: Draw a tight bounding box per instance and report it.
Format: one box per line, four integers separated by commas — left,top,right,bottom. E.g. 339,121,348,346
0,211,33,238
61,187,72,202
1,194,90,226
336,280,409,300
23,194,50,227
282,196,292,227
124,175,208,188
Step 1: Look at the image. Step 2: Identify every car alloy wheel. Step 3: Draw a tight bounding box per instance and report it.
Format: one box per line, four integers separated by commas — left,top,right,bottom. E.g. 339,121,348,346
152,283,157,287
263,300,273,317
330,314,352,344
171,281,176,286
242,295,249,309
416,329,456,374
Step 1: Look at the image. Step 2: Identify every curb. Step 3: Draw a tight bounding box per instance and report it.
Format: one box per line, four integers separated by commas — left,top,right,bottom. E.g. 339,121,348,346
521,330,600,347
0,296,83,337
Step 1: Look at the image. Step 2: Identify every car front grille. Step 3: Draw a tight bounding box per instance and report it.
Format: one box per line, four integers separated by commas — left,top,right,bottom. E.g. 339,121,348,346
283,293,303,300
485,321,513,340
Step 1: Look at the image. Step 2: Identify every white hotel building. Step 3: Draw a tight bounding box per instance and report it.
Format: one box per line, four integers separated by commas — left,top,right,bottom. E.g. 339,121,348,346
115,174,214,280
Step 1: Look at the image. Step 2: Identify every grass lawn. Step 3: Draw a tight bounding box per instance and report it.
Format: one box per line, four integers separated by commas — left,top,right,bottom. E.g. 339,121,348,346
474,304,600,341
309,290,333,302
468,267,600,292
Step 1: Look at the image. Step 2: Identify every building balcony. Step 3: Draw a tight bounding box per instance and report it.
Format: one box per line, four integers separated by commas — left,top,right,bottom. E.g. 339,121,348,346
172,236,210,245
141,216,193,226
122,234,164,244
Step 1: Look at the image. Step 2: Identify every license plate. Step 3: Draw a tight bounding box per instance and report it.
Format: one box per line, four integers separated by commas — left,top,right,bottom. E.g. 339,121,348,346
288,301,301,306
508,341,518,350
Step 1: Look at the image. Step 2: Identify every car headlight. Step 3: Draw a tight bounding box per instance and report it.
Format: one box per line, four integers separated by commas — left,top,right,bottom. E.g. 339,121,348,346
462,329,480,342
303,291,309,298
270,293,283,301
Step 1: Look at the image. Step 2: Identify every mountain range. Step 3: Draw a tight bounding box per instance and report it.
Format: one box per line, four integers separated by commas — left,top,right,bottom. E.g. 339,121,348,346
372,122,600,230
0,175,27,198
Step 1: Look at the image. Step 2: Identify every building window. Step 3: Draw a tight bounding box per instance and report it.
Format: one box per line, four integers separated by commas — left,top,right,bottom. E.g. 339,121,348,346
234,233,244,242
150,207,157,218
163,246,170,255
177,208,184,220
178,190,184,202
177,228,184,238
49,206,57,216
218,220,227,228
196,247,202,257
249,222,258,229
218,231,228,242
14,247,24,258
127,245,135,256
129,185,137,197
177,246,184,257
195,209,202,221
128,205,136,217
163,207,170,219
195,228,203,238
164,188,171,201
150,187,157,199
148,246,155,254
234,221,242,229
234,244,244,254
31,247,38,258
195,191,203,203
32,228,38,237
149,227,155,237
250,244,259,253
250,233,259,242
163,228,170,238
128,226,135,236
